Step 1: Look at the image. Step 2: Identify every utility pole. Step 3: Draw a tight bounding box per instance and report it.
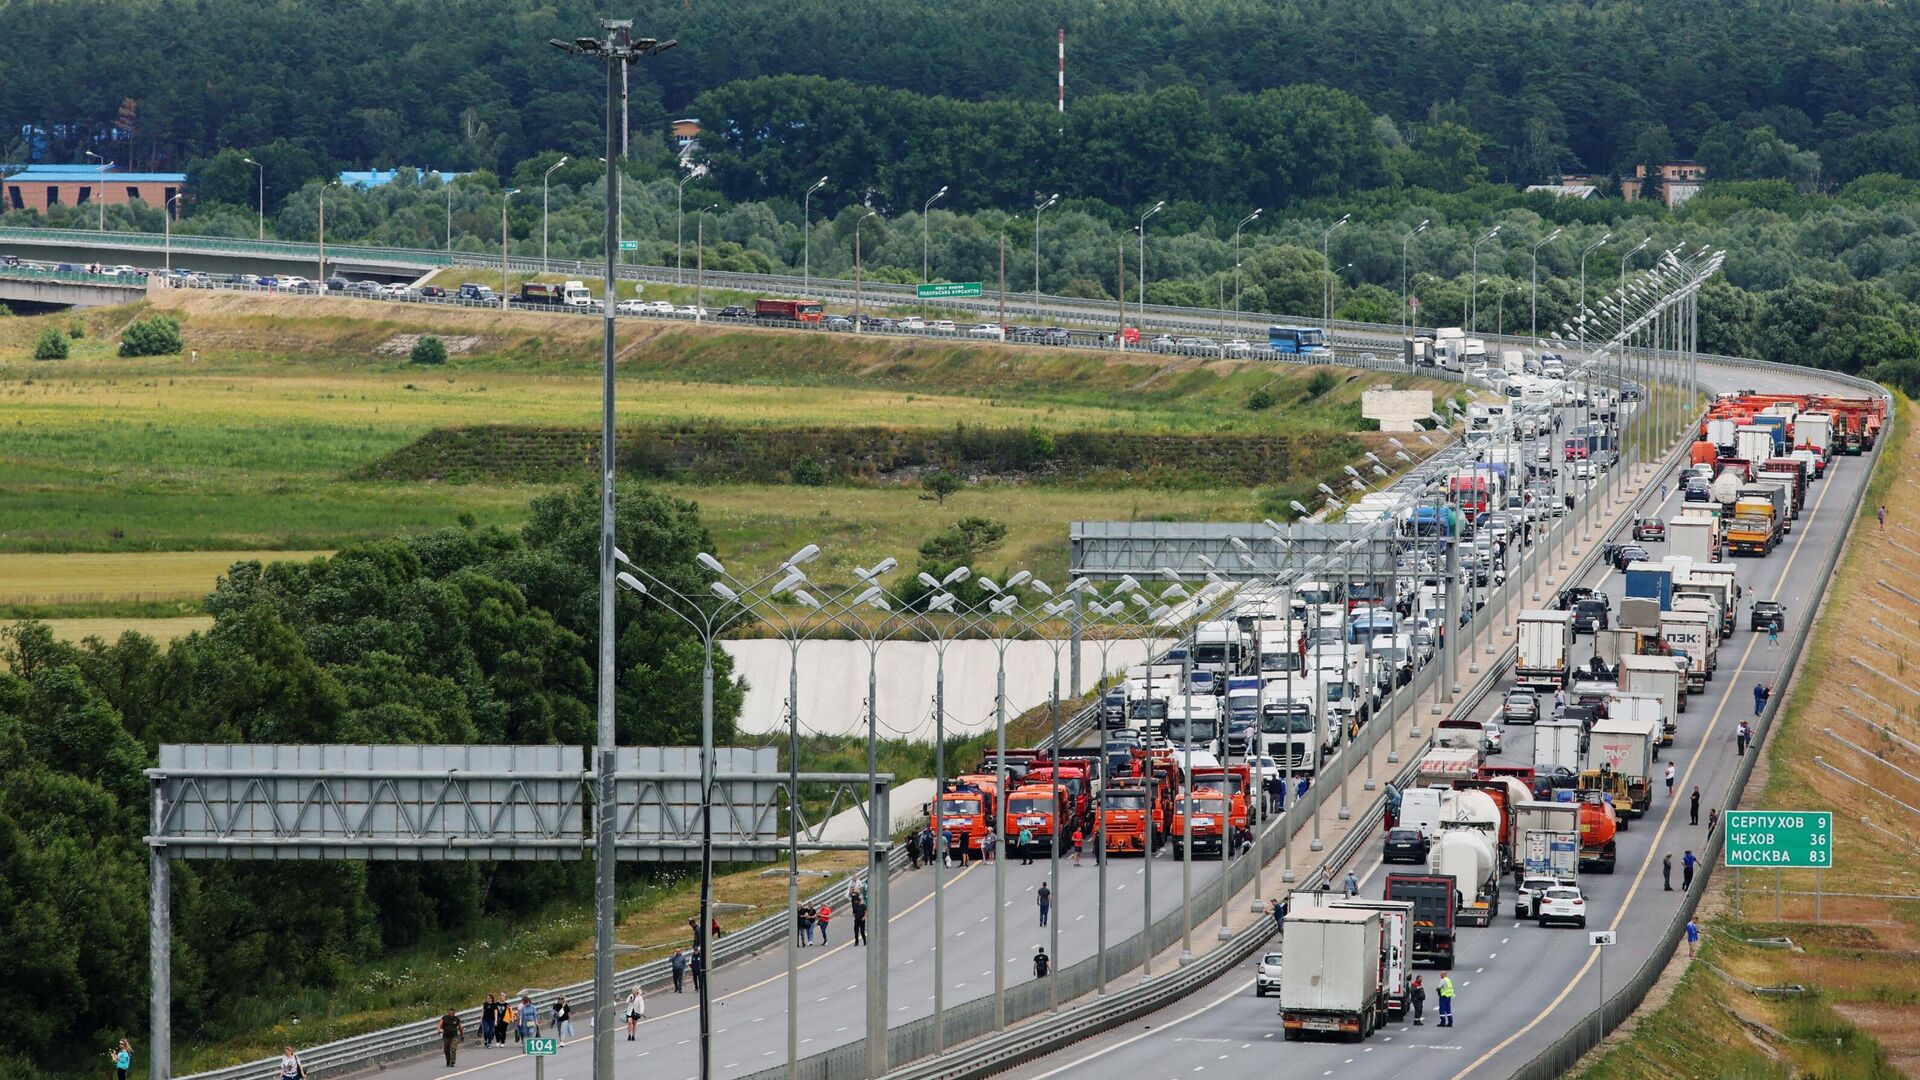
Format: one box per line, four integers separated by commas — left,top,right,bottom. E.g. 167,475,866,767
547,23,676,1080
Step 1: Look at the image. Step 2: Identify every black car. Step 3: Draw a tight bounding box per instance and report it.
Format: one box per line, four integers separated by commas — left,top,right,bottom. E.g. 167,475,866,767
419,285,448,298
325,276,350,291
1571,598,1610,634
1751,600,1787,633
718,305,751,319
1555,586,1603,611
1383,828,1431,864
1608,543,1650,571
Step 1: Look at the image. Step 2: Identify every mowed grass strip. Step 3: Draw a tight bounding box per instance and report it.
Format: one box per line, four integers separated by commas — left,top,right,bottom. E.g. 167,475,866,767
0,550,333,605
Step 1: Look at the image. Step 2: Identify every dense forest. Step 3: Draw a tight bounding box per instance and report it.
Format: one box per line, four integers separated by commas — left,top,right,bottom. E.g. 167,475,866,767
0,484,743,1080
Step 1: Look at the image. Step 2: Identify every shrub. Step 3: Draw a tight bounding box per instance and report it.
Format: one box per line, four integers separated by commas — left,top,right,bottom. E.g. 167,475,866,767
1305,369,1338,398
410,336,449,365
118,314,183,357
1248,388,1275,411
1025,426,1057,459
67,319,85,339
921,470,964,504
790,455,827,486
33,327,69,360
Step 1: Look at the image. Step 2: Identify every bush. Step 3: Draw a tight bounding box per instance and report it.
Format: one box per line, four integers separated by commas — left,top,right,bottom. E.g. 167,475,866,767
790,455,827,486
1305,369,1338,398
67,319,85,339
921,470,964,504
33,327,69,360
409,336,449,365
1248,388,1275,411
118,314,183,357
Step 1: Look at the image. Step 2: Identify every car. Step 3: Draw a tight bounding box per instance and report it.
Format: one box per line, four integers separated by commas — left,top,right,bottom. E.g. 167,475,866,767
323,276,349,292
1572,597,1610,635
1503,689,1538,724
1633,516,1666,542
968,323,1005,339
255,275,280,289
929,319,957,332
455,283,494,302
1256,951,1284,997
1531,765,1580,797
1570,461,1599,481
347,279,383,295
718,305,751,319
1556,586,1604,612
895,317,926,330
1149,333,1176,352
1537,885,1587,928
641,300,674,314
1383,828,1431,864
823,315,853,330
1222,339,1253,357
672,305,708,318
1750,600,1787,633
1608,543,1650,571
277,275,311,290
383,282,412,297
1684,479,1712,502
1481,721,1504,755
1514,875,1560,918
614,299,647,315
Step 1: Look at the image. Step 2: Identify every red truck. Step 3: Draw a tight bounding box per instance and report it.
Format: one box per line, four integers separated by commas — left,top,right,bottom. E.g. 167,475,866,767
754,298,824,323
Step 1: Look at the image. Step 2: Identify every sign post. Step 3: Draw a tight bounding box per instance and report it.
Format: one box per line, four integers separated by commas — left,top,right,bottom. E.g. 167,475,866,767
1722,811,1832,868
916,281,983,300
1588,930,1616,1042
525,1037,557,1080
618,240,638,251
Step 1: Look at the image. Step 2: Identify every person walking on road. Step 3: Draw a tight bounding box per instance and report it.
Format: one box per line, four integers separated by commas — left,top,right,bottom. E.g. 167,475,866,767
1343,870,1359,897
110,1040,133,1080
1682,849,1699,890
817,903,832,944
852,891,869,946
479,993,497,1047
1687,918,1701,957
1690,786,1701,825
278,1045,305,1080
1019,826,1035,866
799,903,816,946
1317,867,1333,892
1437,974,1456,1027
1665,762,1676,797
1410,977,1426,1025
671,949,687,993
1037,882,1052,927
438,1009,462,1066
553,995,574,1041
1768,624,1780,649
1272,897,1287,933
1033,945,1051,978
1072,828,1085,866
625,986,645,1039
518,994,539,1040
983,829,997,862
1752,683,1770,718
1708,807,1719,834
690,948,704,994
1663,852,1673,891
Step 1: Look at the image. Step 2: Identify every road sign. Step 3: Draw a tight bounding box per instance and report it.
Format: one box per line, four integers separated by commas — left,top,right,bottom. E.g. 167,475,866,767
524,1038,558,1056
1723,810,1832,868
619,240,639,251
916,281,982,299
1587,930,1617,947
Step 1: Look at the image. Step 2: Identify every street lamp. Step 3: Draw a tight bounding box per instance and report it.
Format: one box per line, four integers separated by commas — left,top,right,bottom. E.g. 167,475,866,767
164,193,184,273
1402,220,1429,336
696,203,718,319
677,160,708,284
317,180,338,283
1531,228,1563,343
242,156,263,240
444,174,453,252
543,156,570,272
1034,192,1060,320
500,188,520,310
854,208,880,333
802,176,828,295
1579,233,1612,349
548,24,677,1080
1138,199,1166,313
922,185,948,283
1470,226,1502,331
1322,213,1350,329
84,151,113,231
1233,208,1262,330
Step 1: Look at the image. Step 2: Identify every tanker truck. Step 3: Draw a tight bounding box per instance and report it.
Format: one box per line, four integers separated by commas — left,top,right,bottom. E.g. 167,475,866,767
1427,829,1500,927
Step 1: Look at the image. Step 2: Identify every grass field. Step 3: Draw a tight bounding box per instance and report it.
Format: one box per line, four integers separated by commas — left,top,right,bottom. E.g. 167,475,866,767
1578,394,1919,1080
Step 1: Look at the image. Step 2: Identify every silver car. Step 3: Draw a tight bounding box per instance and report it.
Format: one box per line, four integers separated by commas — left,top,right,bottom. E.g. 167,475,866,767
1256,951,1283,996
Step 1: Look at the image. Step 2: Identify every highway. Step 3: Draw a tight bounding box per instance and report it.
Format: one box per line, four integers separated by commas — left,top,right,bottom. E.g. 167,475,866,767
998,360,1870,1080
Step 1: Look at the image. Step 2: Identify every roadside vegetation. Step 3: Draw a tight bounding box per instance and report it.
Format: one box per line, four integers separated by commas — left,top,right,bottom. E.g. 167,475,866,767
1578,394,1919,1080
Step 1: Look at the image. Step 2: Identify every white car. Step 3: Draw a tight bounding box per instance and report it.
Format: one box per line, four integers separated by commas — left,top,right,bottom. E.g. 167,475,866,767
967,324,1005,339
1481,721,1504,754
675,305,708,318
614,299,647,315
1222,339,1253,356
643,300,674,314
1256,950,1283,996
1514,875,1559,918
1536,885,1587,928
929,319,957,332
278,275,311,290
896,317,927,330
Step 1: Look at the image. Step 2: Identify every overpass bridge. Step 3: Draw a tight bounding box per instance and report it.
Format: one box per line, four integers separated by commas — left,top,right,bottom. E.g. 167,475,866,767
0,264,152,308
0,226,440,283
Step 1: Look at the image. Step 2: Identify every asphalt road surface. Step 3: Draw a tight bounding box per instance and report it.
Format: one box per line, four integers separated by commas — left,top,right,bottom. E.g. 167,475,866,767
999,360,1869,1080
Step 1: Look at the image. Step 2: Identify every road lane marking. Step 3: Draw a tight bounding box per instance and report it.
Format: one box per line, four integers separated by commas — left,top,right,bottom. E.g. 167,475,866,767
1447,466,1842,1080
1020,976,1254,1079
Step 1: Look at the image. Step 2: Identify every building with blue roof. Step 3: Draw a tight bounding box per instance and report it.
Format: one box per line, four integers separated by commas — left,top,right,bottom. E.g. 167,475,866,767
3,162,185,216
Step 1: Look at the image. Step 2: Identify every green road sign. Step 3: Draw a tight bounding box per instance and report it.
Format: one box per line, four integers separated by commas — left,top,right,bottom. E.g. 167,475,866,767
1723,811,1832,868
524,1038,559,1056
916,281,983,299
619,240,639,251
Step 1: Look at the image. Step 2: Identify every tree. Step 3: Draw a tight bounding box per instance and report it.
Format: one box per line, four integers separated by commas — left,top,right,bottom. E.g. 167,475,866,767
410,336,448,365
921,470,963,504
119,315,183,357
33,328,68,360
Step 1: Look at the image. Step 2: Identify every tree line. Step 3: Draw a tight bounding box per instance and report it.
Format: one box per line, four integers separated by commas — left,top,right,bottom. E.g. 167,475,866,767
0,483,745,1080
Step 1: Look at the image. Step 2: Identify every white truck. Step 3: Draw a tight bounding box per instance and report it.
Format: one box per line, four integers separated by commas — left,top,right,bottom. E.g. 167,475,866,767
1672,596,1724,653
1286,894,1415,1022
1667,516,1719,565
1515,610,1574,691
1432,327,1467,371
1513,800,1582,880
1797,413,1833,455
1279,907,1388,1042
1416,746,1482,786
1659,609,1715,692
1736,425,1776,466
1259,697,1320,776
1587,714,1660,819
1533,718,1584,779
1682,564,1738,636
1618,651,1687,722
1604,690,1669,747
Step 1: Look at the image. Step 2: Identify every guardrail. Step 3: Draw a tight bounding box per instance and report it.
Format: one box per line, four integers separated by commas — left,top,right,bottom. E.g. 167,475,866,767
1508,359,1892,1080
0,264,151,286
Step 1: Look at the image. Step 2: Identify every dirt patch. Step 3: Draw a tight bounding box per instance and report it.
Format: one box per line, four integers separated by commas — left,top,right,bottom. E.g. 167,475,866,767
1833,1002,1920,1078
374,333,487,356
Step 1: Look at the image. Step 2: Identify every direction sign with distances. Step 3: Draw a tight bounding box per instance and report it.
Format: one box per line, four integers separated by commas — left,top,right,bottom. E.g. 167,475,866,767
619,240,639,251
524,1039,558,1056
1723,811,1833,868
916,281,983,299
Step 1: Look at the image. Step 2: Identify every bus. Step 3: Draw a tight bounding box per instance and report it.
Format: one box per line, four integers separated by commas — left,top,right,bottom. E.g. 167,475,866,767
1267,325,1330,356
754,298,825,323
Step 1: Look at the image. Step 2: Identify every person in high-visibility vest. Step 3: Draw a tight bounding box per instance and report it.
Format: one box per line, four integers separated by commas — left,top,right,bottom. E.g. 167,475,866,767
1437,973,1456,1027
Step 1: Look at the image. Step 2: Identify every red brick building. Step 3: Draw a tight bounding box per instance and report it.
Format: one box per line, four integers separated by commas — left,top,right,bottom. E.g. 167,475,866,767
2,164,185,216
